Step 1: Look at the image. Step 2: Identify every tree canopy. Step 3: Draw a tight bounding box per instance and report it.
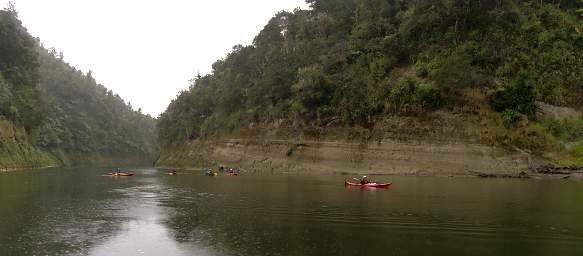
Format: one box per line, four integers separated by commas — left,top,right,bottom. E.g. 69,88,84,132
0,9,157,163
0,8,43,132
158,0,583,146
36,47,158,157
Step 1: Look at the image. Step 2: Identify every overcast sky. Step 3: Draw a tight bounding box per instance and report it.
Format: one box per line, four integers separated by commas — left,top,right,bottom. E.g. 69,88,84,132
2,0,308,117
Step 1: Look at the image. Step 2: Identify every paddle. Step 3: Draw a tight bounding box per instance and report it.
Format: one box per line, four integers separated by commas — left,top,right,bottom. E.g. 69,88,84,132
352,177,376,184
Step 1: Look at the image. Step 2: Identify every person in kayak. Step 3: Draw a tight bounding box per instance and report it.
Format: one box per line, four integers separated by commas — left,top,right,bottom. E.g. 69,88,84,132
360,176,371,185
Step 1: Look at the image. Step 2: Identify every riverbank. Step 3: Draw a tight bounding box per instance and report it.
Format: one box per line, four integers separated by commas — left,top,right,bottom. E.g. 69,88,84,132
0,142,155,170
1,117,156,170
156,111,536,176
157,138,528,176
156,165,583,181
156,107,583,178
0,118,58,170
0,165,59,173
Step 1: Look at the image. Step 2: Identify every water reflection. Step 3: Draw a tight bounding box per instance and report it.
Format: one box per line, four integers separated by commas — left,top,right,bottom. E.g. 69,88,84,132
0,168,129,255
156,174,583,256
1,168,583,256
87,195,210,256
87,177,215,256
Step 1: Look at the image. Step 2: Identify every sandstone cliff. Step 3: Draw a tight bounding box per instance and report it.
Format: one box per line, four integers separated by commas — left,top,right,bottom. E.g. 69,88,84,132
156,111,531,176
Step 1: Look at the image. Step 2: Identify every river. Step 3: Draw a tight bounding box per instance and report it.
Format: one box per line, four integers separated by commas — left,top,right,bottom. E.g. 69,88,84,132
0,167,582,255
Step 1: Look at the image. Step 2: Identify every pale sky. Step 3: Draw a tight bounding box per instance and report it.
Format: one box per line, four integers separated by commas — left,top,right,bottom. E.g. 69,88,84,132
2,0,308,117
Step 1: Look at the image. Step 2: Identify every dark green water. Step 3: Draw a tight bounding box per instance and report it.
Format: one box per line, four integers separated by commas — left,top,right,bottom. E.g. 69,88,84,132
1,167,582,256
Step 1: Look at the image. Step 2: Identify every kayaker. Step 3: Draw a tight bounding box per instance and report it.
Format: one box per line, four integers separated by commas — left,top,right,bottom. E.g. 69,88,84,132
205,169,214,176
360,176,371,185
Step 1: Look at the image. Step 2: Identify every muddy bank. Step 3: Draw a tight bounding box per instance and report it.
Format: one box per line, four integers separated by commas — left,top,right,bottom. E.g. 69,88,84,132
156,111,563,176
157,136,529,176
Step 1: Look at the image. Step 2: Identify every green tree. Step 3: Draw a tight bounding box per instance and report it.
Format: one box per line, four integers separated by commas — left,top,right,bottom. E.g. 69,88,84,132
291,64,331,119
157,0,583,147
492,71,537,117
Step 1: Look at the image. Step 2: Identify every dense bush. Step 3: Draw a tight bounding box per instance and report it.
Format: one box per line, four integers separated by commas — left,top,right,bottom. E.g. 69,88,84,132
0,74,12,115
159,0,583,146
502,109,523,128
492,71,537,117
1,9,158,160
291,65,332,119
0,9,44,132
538,118,583,142
387,76,440,114
572,141,583,159
36,48,158,157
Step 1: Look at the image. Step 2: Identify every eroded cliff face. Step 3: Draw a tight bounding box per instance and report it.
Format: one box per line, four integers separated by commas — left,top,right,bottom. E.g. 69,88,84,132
0,119,59,170
158,139,527,175
156,111,530,175
0,118,155,170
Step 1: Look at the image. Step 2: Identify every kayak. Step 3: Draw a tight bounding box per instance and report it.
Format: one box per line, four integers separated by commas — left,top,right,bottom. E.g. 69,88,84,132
227,173,239,176
345,181,391,188
107,172,134,177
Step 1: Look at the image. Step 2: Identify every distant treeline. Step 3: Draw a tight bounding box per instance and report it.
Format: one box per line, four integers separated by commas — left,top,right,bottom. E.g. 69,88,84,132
0,7,157,164
158,0,583,146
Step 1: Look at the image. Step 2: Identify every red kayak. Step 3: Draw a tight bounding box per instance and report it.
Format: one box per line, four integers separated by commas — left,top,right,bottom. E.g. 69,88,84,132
345,181,391,188
107,172,134,177
227,173,239,176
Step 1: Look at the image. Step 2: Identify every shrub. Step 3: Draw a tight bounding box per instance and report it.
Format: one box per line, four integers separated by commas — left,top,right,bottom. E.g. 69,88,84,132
502,109,522,128
415,61,431,78
509,124,559,155
386,76,440,114
291,65,331,120
491,70,537,117
430,46,487,92
0,74,12,116
571,141,583,160
538,118,583,142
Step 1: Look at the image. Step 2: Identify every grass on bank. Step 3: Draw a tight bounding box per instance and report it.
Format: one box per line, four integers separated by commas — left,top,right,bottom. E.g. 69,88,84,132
530,118,583,167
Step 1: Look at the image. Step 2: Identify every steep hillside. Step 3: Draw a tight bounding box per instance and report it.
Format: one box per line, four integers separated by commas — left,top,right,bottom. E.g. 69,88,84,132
157,0,583,172
0,8,157,169
36,48,158,166
0,118,59,170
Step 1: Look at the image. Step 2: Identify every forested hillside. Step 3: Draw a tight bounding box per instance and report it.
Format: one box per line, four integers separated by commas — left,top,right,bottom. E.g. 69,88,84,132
0,6,42,133
36,48,158,165
159,0,583,167
0,7,157,168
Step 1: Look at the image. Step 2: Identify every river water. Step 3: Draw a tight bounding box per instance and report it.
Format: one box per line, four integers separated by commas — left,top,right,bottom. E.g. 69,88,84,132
0,167,582,256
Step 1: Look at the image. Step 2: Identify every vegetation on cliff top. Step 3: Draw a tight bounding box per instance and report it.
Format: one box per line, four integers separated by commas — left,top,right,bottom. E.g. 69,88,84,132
4,0,580,169
0,6,43,133
0,7,157,167
36,48,158,159
158,0,583,166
